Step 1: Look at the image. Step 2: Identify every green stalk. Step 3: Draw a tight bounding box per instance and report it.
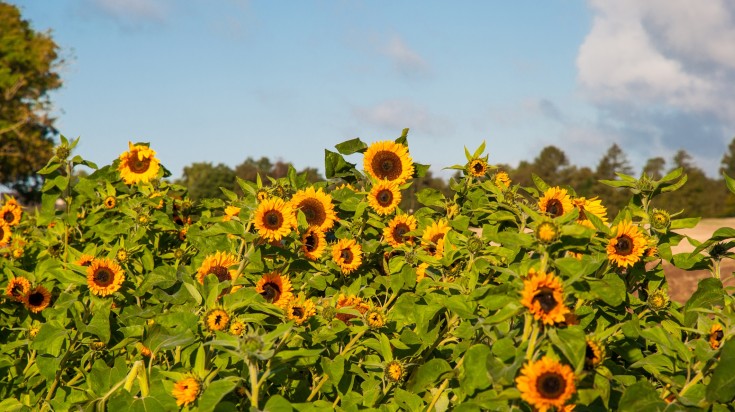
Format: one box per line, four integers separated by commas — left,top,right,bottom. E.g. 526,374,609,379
307,329,368,401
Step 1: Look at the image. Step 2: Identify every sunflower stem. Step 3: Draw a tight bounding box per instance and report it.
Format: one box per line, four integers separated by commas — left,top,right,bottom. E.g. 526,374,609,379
248,359,260,409
713,259,721,279
307,328,368,401
43,329,80,402
525,321,539,360
426,356,465,412
22,350,36,376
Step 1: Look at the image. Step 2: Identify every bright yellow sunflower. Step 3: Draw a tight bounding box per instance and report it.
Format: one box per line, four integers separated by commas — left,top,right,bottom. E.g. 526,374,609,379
23,285,52,313
494,171,511,188
383,214,417,247
535,221,559,244
385,360,404,382
332,238,363,274
573,197,608,228
335,294,370,323
585,337,605,369
5,276,31,301
253,197,296,241
520,270,570,325
422,220,450,258
606,220,647,268
223,205,241,222
416,262,429,282
117,142,160,185
1,200,22,226
368,180,402,216
363,140,414,184
229,319,245,336
290,187,337,231
0,222,11,248
301,227,326,260
172,375,201,407
87,258,125,297
196,251,239,284
538,187,573,218
205,308,230,331
284,294,317,325
255,272,293,308
468,158,488,177
516,356,576,412
710,324,724,349
365,307,386,329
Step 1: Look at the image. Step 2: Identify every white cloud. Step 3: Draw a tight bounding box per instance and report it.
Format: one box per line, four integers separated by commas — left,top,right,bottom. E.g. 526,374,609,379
84,0,169,23
379,35,429,77
353,100,453,136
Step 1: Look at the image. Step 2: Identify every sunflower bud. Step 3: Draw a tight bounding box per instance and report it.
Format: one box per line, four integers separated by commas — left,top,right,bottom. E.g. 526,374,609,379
650,209,670,231
535,221,559,244
116,249,129,263
385,360,404,382
637,173,655,194
55,144,71,161
138,214,150,226
403,251,417,265
321,306,337,322
467,236,484,254
365,307,386,329
173,249,185,260
241,333,264,356
647,289,670,311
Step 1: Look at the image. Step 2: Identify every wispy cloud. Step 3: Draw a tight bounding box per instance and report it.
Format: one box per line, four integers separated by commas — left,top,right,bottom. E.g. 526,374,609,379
379,35,429,77
81,0,170,25
353,100,453,136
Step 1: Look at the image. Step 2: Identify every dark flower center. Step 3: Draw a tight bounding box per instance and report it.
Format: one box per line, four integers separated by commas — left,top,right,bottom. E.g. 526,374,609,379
214,314,224,326
3,211,13,223
472,161,484,173
537,372,566,399
10,284,24,297
128,154,151,174
292,307,304,318
304,232,318,252
340,249,354,264
715,330,724,341
28,291,45,306
94,268,114,286
615,235,633,255
533,287,558,313
299,199,326,226
208,265,231,282
0,226,4,238
261,282,281,302
585,343,598,365
546,199,563,217
377,189,393,207
372,151,402,181
264,210,283,229
392,223,411,243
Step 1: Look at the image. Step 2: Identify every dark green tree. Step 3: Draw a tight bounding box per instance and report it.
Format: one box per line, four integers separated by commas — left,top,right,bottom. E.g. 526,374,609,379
720,137,735,177
178,162,236,201
642,157,666,180
532,146,570,185
0,3,62,201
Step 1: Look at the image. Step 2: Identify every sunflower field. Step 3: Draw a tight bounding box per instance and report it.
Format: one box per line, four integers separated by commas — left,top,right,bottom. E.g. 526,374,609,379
1,131,735,411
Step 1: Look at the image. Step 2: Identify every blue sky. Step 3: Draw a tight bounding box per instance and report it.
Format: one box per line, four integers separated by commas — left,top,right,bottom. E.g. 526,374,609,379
9,0,735,179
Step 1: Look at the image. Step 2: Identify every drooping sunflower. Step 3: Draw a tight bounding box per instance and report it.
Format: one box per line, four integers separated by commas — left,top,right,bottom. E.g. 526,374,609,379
468,158,488,177
494,171,511,188
331,238,363,274
172,375,201,407
5,276,31,301
573,197,608,228
284,294,317,325
520,270,570,325
205,308,230,331
196,251,239,284
87,258,125,297
23,285,52,313
335,294,370,323
606,220,647,268
422,220,450,258
1,200,22,226
516,356,576,412
710,324,724,349
255,272,293,308
301,227,326,260
585,337,605,369
363,140,414,184
383,214,417,247
223,205,241,222
538,187,573,218
117,142,161,185
103,196,116,209
368,180,402,216
253,197,296,241
290,187,337,231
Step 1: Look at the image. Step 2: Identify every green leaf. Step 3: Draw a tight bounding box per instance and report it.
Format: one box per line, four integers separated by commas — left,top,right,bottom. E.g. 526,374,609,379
706,339,735,403
416,188,445,208
86,299,112,343
30,323,68,356
264,395,293,412
335,138,367,155
459,345,492,395
321,355,345,385
548,326,586,373
324,149,355,179
684,278,723,327
724,172,735,195
406,358,452,394
589,273,626,307
670,217,700,230
617,381,666,411
198,378,238,412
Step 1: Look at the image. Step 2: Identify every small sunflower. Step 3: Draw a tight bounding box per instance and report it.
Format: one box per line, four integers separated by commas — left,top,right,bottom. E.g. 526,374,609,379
516,356,576,412
223,205,241,222
573,197,608,228
368,180,402,216
103,196,116,209
494,171,511,188
363,140,414,184
0,222,11,248
365,307,386,329
538,187,573,218
205,308,230,331
710,324,724,349
331,238,363,274
5,277,31,301
291,187,337,231
520,270,570,325
647,289,670,311
468,158,489,177
385,360,404,382
1,201,22,226
229,319,245,336
178,226,188,241
75,254,95,266
422,220,450,258
116,248,129,263
256,189,269,202
172,375,201,407
335,294,370,323
535,221,559,244
284,294,317,325
606,220,647,268
253,197,296,241
255,272,294,308
23,285,52,313
585,337,605,369
117,142,160,185
650,208,671,231
383,214,417,247
196,251,239,284
87,258,125,297
301,227,326,260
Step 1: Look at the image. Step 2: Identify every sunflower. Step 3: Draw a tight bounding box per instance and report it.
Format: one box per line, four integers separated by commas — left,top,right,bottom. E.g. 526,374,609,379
468,158,488,177
117,142,160,185
647,289,669,311
290,187,337,231
516,356,576,412
335,294,370,323
368,180,402,216
0,222,11,248
520,270,570,325
172,375,201,407
538,187,573,218
422,220,450,258
363,140,414,184
606,220,647,268
710,324,724,349
87,258,125,297
331,238,363,274
573,197,608,228
585,338,605,369
229,319,245,336
23,285,52,313
223,205,241,222
365,307,386,329
75,254,95,266
196,251,239,284
494,171,511,188
383,214,417,247
385,360,404,382
301,227,326,260
256,189,269,202
5,277,31,301
253,197,296,241
255,272,293,308
103,196,116,209
1,201,22,226
535,221,559,244
284,294,317,325
205,308,230,331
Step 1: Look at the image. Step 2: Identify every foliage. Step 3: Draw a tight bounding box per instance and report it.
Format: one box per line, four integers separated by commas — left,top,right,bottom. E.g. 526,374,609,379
2,132,735,411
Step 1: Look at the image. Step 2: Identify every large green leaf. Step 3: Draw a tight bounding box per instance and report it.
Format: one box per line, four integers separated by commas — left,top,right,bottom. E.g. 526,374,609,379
459,344,492,395
589,273,626,307
706,339,735,403
684,278,723,327
406,358,452,394
617,381,666,411
198,378,238,412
